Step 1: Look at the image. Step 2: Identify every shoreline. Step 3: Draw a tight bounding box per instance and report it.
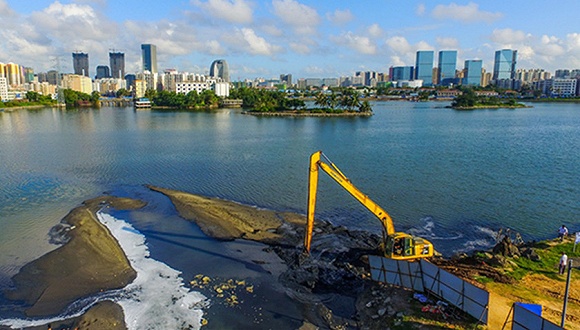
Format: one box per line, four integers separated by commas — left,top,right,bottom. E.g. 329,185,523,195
1,196,145,329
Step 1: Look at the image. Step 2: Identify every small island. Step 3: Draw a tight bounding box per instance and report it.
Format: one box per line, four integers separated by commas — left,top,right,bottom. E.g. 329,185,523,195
449,87,530,110
232,87,374,116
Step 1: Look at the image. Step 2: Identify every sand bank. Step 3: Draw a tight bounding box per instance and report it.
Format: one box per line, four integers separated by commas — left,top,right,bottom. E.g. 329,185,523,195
148,185,305,245
4,196,145,317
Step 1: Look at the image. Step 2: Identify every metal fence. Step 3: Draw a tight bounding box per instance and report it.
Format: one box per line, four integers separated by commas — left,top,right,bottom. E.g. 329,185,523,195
368,256,489,324
510,303,562,330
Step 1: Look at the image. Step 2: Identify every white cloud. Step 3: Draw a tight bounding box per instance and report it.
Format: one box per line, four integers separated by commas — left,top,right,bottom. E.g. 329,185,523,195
432,2,502,23
385,36,413,55
489,28,529,46
290,42,311,54
331,32,376,55
436,37,459,49
0,0,16,17
31,1,117,41
193,0,253,24
416,3,426,16
206,40,226,55
272,0,320,35
367,24,383,38
260,24,284,37
385,36,434,66
237,28,282,56
326,9,353,25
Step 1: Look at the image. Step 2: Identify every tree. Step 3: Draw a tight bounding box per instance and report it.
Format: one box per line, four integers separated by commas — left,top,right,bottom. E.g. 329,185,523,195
359,100,372,113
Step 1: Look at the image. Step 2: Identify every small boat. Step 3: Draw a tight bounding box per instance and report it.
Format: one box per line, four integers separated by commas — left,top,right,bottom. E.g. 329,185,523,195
134,98,151,109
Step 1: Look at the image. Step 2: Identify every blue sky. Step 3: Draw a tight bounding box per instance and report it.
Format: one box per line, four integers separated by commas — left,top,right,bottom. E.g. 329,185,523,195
1,0,579,80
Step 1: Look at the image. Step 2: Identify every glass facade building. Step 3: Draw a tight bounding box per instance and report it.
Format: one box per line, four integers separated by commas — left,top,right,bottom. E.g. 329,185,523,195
493,49,517,80
390,66,414,81
209,59,230,82
438,50,457,86
463,60,482,86
415,51,434,86
141,44,158,74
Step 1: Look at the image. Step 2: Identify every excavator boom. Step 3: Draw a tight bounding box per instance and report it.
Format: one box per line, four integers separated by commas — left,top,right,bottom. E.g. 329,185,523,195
305,151,395,252
303,151,434,260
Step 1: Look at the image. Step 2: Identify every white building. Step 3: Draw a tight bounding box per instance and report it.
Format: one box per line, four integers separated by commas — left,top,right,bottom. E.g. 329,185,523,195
551,79,577,97
0,77,8,101
213,82,230,97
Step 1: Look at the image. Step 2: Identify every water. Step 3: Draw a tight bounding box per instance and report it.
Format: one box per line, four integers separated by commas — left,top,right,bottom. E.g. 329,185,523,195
1,102,579,324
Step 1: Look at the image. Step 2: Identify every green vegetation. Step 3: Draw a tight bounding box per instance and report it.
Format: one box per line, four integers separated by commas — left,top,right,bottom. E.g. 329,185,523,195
145,89,219,109
509,241,576,281
229,87,372,113
0,91,57,108
229,87,303,111
62,89,100,107
451,87,526,109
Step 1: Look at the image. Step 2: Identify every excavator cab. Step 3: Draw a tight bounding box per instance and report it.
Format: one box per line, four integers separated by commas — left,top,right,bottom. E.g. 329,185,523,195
304,151,434,261
384,233,433,260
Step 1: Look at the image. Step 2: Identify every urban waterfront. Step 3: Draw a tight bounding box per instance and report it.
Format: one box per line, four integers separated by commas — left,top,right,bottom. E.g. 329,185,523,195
1,101,579,312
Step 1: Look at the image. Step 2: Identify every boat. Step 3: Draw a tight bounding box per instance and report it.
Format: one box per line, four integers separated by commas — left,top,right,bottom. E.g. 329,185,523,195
134,98,151,109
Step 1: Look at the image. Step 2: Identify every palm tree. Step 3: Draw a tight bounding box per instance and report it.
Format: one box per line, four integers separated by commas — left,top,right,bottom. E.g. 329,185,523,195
315,92,328,109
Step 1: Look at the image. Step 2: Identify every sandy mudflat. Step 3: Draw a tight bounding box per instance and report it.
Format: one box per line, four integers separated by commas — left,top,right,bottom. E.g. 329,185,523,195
148,185,306,245
4,196,144,318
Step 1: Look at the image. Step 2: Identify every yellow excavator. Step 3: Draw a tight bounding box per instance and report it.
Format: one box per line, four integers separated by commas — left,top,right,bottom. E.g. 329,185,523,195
304,151,434,261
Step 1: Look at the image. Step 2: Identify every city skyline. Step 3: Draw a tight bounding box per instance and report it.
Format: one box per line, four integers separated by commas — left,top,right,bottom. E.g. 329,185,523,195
0,1,579,80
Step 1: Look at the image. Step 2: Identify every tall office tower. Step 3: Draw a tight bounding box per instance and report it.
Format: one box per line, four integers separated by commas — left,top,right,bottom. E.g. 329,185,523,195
109,52,125,79
463,60,482,86
141,44,158,73
390,66,414,81
23,67,35,83
492,49,517,80
437,50,457,86
72,52,89,76
95,65,110,79
209,59,230,82
415,50,434,86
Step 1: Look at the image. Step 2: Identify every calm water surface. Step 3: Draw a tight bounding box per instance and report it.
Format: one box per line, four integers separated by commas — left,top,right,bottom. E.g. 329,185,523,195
1,101,579,285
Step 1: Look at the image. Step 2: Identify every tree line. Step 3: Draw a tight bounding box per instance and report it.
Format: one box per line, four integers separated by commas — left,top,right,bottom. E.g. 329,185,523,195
229,87,372,113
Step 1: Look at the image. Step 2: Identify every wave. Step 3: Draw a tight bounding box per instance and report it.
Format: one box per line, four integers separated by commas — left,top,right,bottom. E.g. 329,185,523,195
1,212,208,330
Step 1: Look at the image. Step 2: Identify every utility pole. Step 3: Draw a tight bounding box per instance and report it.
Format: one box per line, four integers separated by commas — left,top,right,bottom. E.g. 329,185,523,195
561,259,572,328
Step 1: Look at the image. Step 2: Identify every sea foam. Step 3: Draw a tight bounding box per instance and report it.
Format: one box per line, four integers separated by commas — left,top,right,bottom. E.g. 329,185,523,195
1,211,207,329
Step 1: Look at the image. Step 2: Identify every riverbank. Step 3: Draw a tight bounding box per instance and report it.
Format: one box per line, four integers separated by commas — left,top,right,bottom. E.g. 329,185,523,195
3,186,580,329
3,196,143,317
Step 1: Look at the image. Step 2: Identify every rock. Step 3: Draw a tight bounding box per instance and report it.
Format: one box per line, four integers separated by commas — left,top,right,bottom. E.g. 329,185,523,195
378,308,386,316
493,236,520,257
520,247,541,261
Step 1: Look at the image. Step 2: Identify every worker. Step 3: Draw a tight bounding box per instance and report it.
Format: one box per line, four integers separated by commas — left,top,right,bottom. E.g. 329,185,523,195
558,225,569,241
559,252,568,275
393,239,403,255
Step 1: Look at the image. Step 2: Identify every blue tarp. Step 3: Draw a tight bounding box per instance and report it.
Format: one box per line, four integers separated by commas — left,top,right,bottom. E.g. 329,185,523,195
515,302,542,316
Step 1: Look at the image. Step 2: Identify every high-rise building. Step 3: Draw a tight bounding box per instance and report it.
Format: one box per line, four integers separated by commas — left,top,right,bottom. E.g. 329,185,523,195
492,49,517,80
415,50,434,86
72,52,89,77
463,60,482,86
109,52,125,79
209,59,230,82
96,65,110,79
390,66,414,81
280,74,292,86
437,50,457,86
141,44,158,73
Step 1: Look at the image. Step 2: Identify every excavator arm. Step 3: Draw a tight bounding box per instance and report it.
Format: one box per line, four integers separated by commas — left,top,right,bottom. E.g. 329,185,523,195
304,151,395,252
